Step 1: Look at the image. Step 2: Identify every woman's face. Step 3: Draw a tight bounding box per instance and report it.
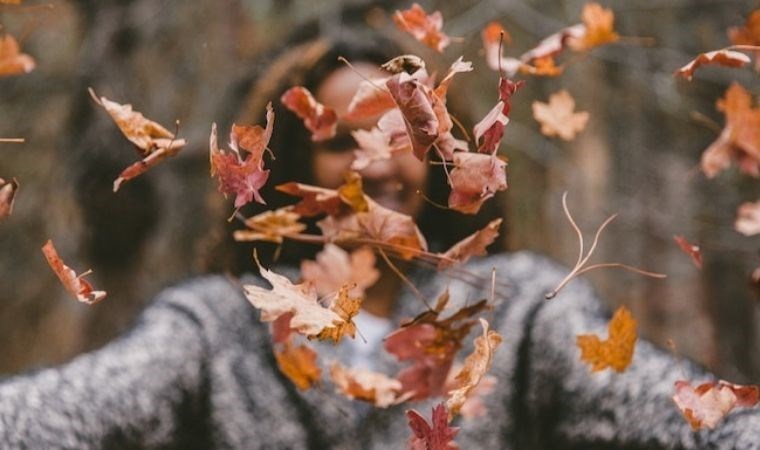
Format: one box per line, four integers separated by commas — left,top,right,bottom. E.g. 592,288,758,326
313,63,428,217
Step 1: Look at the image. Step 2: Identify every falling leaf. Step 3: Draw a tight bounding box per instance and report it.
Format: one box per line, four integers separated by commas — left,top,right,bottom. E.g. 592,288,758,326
330,363,404,408
393,3,451,53
0,177,19,221
233,208,306,244
301,244,379,298
448,153,508,215
244,260,344,337
454,374,497,420
351,126,406,171
281,86,337,141
382,55,428,75
275,341,322,390
673,235,703,269
567,2,619,51
338,171,369,213
386,72,439,160
313,285,363,343
445,319,502,418
385,297,488,400
729,10,760,71
675,50,751,81
41,240,106,305
344,77,395,121
700,83,760,178
735,200,760,236
532,90,589,141
576,305,637,372
210,123,270,208
406,403,459,450
438,219,502,269
673,380,760,430
89,88,187,191
0,33,35,77
473,77,524,154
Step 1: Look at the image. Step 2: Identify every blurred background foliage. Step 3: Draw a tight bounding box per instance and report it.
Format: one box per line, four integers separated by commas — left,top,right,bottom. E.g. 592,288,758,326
1,0,760,386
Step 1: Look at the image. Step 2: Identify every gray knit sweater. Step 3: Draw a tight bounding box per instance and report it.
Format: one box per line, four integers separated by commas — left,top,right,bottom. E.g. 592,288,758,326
1,251,758,449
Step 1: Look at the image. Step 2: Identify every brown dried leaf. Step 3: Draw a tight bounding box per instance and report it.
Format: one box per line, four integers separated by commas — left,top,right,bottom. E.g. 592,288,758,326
0,177,19,221
41,240,106,305
275,341,321,390
393,3,451,53
673,235,703,269
568,2,619,51
448,153,508,215
281,86,338,141
0,33,35,77
532,90,589,141
675,50,751,81
673,380,760,430
438,219,502,269
233,208,305,244
330,363,403,408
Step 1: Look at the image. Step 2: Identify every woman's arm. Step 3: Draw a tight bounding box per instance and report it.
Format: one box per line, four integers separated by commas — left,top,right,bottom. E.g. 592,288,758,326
0,277,237,449
514,253,760,449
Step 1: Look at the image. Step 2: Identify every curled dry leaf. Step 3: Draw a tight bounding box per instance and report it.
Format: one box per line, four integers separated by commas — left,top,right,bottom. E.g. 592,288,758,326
330,363,404,408
675,50,751,81
0,177,19,221
438,219,502,269
473,77,524,154
673,235,703,269
576,305,637,372
89,88,187,191
386,72,439,160
233,208,306,244
481,22,521,74
393,3,451,53
275,341,321,390
281,86,337,141
735,200,760,236
351,126,409,171
0,33,35,77
532,90,589,141
445,319,503,419
344,77,395,121
729,10,760,71
41,240,106,305
448,153,508,215
381,55,427,75
313,285,363,343
567,2,619,51
406,403,459,450
673,380,760,430
385,296,488,400
244,260,344,337
700,83,760,178
210,124,269,208
301,244,379,297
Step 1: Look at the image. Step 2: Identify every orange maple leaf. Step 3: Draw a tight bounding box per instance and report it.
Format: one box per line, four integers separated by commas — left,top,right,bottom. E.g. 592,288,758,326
233,208,306,244
729,10,760,71
532,90,589,141
576,305,637,372
274,341,321,390
568,2,619,51
393,3,451,53
0,33,34,77
312,284,363,343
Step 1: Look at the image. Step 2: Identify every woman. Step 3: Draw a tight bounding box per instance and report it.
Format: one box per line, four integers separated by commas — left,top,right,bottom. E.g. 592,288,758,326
1,26,758,450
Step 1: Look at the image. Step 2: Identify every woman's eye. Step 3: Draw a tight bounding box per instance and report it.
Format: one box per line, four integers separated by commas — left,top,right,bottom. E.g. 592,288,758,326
320,134,357,153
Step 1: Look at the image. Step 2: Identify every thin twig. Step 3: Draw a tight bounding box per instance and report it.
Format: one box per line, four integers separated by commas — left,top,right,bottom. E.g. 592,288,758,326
0,138,25,143
337,56,386,92
378,248,432,311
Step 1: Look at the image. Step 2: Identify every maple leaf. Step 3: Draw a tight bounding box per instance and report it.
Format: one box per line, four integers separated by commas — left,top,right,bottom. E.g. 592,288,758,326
448,153,508,215
41,240,106,305
313,284,363,343
386,72,439,160
576,305,636,372
438,219,502,269
210,121,271,208
281,86,337,141
673,235,703,269
532,90,589,141
729,10,760,71
330,363,404,408
700,83,760,178
673,380,760,430
233,207,306,244
301,244,379,298
89,88,187,191
567,2,619,51
406,404,459,450
385,297,488,400
244,260,344,337
393,3,451,53
344,77,395,121
0,33,35,77
735,200,760,236
519,55,564,77
274,341,322,390
445,319,503,418
0,177,19,221
338,171,369,213
351,127,399,171
276,182,347,217
675,50,751,81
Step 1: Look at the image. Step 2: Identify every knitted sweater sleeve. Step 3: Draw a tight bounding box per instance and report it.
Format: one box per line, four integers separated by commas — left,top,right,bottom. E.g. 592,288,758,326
0,275,257,450
494,252,760,450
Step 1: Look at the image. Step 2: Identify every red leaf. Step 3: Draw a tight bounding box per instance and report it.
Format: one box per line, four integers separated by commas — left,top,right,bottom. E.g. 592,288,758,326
386,72,439,160
393,4,451,53
281,86,338,141
673,235,703,269
0,177,19,221
406,404,459,450
448,153,507,214
344,77,395,121
473,78,524,154
210,123,270,208
41,240,106,305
